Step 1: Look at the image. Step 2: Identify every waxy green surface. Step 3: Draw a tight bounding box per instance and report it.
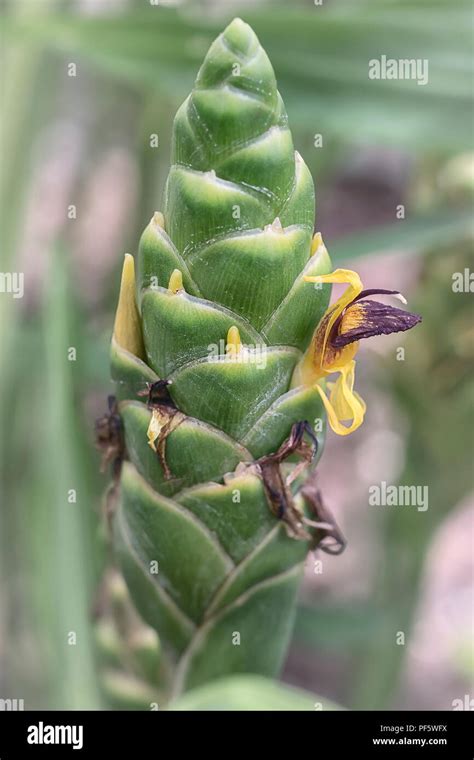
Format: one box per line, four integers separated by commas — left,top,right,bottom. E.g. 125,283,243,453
112,18,331,693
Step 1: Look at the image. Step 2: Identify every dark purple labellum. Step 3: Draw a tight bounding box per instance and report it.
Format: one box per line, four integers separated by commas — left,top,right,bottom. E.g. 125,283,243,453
332,300,422,348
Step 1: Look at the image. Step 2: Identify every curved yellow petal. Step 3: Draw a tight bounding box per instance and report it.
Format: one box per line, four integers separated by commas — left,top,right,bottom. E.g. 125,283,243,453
304,267,362,295
304,268,363,361
315,361,365,436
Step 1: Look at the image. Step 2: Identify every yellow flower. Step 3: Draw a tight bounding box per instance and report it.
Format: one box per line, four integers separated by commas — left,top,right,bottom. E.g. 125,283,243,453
293,266,421,436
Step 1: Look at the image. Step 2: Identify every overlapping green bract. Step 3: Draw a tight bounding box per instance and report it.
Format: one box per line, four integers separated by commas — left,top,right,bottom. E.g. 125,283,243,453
111,18,331,695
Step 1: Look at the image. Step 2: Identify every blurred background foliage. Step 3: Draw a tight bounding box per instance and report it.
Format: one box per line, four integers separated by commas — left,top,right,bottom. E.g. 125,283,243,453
0,0,472,710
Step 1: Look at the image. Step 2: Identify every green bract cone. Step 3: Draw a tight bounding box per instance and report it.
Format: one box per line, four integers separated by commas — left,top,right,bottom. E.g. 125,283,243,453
109,18,332,696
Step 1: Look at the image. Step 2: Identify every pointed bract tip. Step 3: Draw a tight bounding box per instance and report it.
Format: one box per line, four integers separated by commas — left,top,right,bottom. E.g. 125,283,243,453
113,254,145,359
222,17,257,56
168,269,183,294
311,232,323,255
264,217,284,234
226,325,242,355
152,211,164,228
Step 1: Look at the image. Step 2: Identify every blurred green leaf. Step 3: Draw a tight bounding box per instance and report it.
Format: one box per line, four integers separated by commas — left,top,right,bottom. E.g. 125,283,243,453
294,603,385,651
0,248,104,708
102,670,160,711
352,239,474,709
331,209,473,262
169,674,341,711
4,1,473,148
35,247,102,708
